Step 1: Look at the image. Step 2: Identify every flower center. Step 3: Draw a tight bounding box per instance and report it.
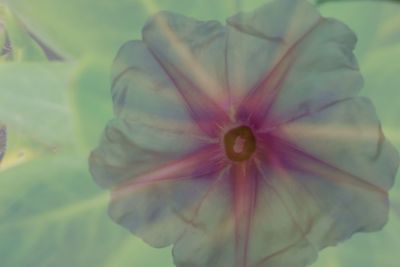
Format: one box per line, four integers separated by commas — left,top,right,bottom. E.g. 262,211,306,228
224,126,256,162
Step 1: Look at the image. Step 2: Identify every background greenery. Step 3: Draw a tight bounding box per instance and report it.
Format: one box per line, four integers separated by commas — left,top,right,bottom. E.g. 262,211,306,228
0,0,399,266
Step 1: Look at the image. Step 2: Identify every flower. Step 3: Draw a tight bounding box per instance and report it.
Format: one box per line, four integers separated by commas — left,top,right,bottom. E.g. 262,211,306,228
89,0,399,266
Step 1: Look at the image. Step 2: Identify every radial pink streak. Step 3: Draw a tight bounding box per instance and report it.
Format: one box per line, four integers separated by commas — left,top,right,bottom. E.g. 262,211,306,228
231,162,258,267
112,144,222,199
150,52,231,137
142,13,231,138
235,19,322,129
267,133,387,196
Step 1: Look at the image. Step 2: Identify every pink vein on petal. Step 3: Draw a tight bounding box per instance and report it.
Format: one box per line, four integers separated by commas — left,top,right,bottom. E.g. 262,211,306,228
231,163,257,267
151,52,231,137
112,144,222,199
257,98,354,134
236,18,323,129
143,15,231,137
265,134,387,196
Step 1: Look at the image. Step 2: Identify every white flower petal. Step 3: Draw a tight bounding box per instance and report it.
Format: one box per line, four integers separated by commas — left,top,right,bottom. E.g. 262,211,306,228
247,178,318,267
91,40,215,188
266,18,363,125
90,118,223,248
259,163,389,250
111,40,195,123
89,118,207,189
172,174,234,267
91,24,229,250
226,0,320,102
227,0,362,127
274,97,399,191
142,12,230,136
108,175,215,248
142,12,228,101
172,167,318,267
253,239,317,267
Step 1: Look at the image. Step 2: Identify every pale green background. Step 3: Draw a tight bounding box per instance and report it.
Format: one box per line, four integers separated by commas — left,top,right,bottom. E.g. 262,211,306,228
0,0,399,266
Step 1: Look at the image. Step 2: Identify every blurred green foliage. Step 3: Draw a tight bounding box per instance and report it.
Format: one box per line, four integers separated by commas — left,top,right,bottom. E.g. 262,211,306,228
0,0,399,266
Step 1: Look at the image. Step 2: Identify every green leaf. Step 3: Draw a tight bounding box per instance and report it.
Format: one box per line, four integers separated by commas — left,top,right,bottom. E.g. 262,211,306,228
3,0,264,64
69,61,113,153
0,60,175,266
318,1,400,60
0,4,47,61
0,153,175,267
0,63,75,149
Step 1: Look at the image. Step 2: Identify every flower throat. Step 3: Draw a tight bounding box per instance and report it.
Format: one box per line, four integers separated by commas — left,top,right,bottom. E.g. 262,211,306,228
224,126,256,162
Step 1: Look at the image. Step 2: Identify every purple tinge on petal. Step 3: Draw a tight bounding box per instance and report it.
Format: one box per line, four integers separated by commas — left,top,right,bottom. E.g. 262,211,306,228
172,163,319,267
111,40,202,124
273,97,399,192
228,0,362,129
264,19,363,127
105,143,225,248
142,11,231,137
89,0,399,266
257,96,399,248
89,115,210,189
91,38,217,189
230,163,258,267
259,143,388,250
226,0,320,118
